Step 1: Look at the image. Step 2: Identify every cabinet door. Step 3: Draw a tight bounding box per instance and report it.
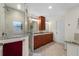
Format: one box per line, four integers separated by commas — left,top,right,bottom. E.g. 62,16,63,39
42,33,53,45
34,35,43,49
67,43,78,56
38,16,45,31
3,41,22,56
40,17,45,30
34,33,53,49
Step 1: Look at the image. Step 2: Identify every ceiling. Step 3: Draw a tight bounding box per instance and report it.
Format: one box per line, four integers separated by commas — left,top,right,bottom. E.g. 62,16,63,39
5,3,25,12
26,3,79,21
4,3,79,21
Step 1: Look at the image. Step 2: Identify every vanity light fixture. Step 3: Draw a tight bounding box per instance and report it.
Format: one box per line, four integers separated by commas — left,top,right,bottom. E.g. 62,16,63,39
48,6,52,9
32,19,38,21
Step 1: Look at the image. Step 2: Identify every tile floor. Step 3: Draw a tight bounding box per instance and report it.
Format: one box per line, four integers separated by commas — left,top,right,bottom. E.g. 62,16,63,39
33,42,66,56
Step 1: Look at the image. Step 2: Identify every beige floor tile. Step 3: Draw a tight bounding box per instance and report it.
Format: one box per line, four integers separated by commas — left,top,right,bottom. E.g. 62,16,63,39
34,42,66,56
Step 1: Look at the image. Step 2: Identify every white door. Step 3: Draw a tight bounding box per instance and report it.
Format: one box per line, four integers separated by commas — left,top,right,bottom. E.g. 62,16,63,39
56,20,65,44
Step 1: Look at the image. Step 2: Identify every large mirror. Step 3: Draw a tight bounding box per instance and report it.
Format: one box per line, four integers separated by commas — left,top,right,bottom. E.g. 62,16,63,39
4,3,28,38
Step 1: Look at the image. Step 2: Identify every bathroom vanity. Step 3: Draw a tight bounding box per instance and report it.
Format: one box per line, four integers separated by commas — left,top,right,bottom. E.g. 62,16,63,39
0,36,29,56
65,33,79,56
34,32,53,49
65,41,79,56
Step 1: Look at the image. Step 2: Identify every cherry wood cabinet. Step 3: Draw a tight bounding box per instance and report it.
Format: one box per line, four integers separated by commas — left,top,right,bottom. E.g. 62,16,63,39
3,41,22,56
34,33,53,49
38,16,45,31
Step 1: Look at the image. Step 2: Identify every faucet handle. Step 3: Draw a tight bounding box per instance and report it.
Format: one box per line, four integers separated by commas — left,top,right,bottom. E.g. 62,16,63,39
2,32,7,36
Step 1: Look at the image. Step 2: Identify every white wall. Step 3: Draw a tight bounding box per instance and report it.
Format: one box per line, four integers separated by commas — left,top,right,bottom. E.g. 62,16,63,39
49,20,57,41
46,21,56,32
64,7,79,41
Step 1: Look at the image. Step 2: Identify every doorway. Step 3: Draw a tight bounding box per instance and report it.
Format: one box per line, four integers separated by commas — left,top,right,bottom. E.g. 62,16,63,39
56,20,65,44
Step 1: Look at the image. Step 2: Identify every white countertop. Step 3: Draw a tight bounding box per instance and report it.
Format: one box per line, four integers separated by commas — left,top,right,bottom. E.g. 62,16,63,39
65,40,79,45
34,32,52,36
0,36,28,45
